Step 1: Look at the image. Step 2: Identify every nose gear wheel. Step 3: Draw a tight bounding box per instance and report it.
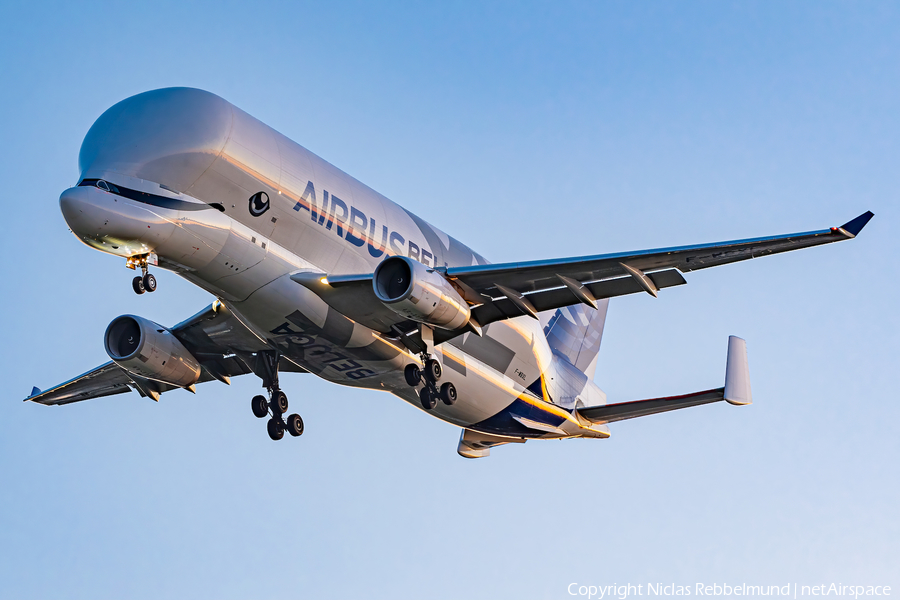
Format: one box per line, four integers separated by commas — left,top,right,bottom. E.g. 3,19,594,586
127,254,158,294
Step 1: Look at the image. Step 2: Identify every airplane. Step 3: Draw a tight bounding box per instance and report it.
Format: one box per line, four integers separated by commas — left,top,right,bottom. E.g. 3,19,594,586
25,87,873,458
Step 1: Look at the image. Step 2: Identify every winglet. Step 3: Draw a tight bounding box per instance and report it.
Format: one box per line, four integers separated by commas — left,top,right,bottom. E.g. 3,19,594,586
724,336,752,406
25,386,41,401
839,211,874,237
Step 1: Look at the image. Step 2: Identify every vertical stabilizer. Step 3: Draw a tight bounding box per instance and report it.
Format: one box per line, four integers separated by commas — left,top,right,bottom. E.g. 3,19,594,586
543,299,609,379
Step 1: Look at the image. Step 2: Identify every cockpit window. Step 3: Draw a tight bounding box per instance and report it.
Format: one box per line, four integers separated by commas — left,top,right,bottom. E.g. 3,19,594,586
80,179,121,194
75,178,212,212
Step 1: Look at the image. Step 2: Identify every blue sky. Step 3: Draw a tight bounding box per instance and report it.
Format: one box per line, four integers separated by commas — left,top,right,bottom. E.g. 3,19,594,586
0,2,897,598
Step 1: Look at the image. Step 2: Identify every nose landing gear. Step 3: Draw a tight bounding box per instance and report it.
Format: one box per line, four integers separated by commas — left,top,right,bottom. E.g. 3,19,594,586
127,254,158,294
249,351,304,441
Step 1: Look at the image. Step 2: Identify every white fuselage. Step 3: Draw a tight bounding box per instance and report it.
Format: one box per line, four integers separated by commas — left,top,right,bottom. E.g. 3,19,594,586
59,87,608,440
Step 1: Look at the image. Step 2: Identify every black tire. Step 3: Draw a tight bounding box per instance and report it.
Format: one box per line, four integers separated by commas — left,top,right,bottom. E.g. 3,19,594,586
404,364,421,387
267,418,284,441
424,359,442,383
286,413,304,437
142,272,157,292
419,386,437,410
251,395,268,418
272,390,288,414
132,276,145,295
439,382,457,405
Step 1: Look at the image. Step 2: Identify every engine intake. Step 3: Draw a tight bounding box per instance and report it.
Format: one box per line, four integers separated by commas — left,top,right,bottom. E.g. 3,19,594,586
104,315,201,388
373,256,471,330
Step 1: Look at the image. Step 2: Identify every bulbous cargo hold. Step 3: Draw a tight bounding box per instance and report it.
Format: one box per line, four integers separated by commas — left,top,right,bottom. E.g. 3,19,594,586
104,315,202,388
78,87,234,191
373,256,471,330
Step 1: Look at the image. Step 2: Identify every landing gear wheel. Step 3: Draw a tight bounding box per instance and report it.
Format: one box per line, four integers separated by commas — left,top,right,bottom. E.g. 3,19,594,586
267,418,285,441
132,276,145,295
142,273,157,293
439,382,457,405
251,395,268,418
419,386,437,410
272,390,288,414
424,359,442,383
404,364,421,387
286,413,304,437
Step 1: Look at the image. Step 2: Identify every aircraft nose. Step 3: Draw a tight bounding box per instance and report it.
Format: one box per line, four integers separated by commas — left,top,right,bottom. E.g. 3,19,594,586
59,186,106,235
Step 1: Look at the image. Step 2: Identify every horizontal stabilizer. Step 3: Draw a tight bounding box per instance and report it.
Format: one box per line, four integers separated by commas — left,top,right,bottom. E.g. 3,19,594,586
457,429,525,459
577,388,726,424
577,336,752,424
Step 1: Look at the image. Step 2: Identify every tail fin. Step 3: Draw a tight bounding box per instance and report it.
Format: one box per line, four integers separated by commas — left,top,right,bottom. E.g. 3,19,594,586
543,299,609,379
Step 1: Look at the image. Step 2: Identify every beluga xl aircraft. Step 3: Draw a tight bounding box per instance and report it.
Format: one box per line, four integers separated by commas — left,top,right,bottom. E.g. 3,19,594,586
27,88,873,458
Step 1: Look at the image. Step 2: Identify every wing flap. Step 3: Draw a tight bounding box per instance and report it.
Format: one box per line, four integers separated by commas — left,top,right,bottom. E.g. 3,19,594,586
469,269,686,327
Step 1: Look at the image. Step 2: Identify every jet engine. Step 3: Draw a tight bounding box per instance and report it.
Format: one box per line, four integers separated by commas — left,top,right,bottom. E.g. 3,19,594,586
373,256,471,330
104,315,201,387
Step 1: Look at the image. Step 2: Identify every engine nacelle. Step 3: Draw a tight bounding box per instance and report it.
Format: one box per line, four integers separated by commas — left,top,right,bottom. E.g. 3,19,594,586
104,315,201,388
373,256,471,330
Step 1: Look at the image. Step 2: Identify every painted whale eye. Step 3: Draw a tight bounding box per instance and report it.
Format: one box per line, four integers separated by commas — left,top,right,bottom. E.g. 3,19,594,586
248,192,270,217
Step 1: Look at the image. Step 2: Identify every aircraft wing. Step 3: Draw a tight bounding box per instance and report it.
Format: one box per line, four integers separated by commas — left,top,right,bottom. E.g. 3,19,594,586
444,210,874,302
24,362,135,406
578,336,753,424
293,212,873,343
24,302,300,406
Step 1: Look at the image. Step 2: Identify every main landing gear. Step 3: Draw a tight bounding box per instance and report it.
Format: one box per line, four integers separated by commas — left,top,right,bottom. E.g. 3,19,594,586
128,255,158,295
404,355,458,410
250,351,304,441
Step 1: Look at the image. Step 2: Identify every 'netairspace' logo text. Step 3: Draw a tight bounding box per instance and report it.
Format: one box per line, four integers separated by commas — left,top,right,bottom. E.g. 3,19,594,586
567,584,892,600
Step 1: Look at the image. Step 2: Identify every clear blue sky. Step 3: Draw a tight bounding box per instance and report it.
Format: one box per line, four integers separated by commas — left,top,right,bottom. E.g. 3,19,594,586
1,2,897,598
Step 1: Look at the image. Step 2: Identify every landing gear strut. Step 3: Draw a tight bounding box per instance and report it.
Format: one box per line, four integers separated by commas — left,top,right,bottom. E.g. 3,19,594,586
249,350,304,441
128,254,158,294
